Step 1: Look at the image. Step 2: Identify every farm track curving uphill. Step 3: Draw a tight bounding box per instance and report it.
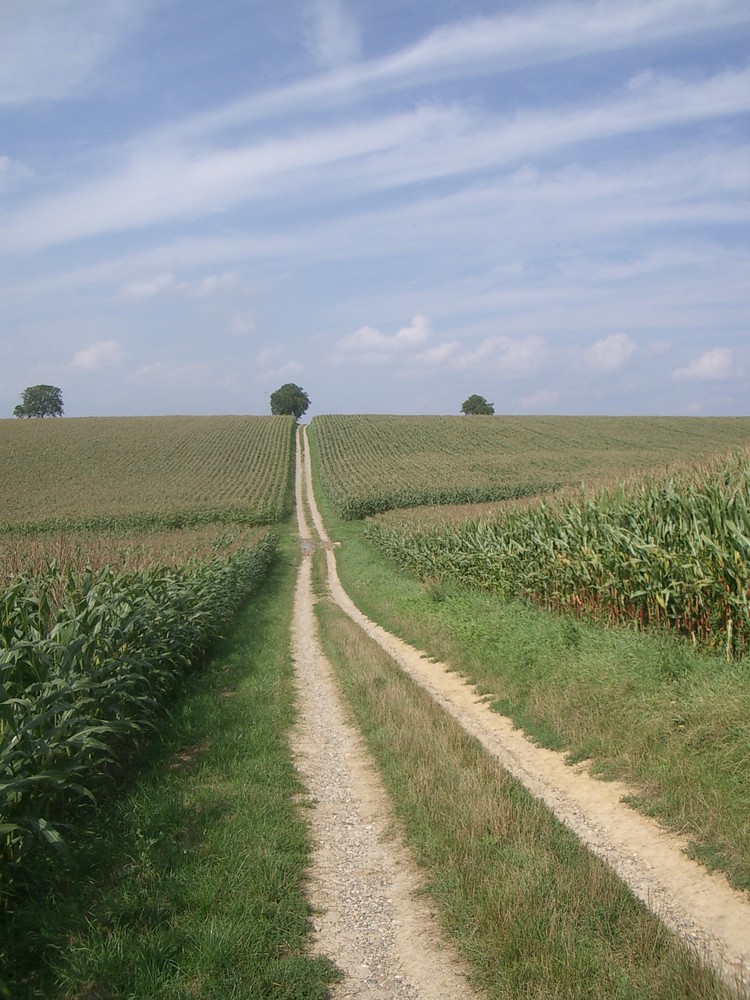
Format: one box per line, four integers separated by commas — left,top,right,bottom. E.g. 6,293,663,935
292,426,750,997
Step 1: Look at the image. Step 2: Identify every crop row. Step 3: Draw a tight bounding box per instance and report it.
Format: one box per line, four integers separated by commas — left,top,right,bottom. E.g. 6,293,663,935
0,531,276,899
0,524,264,587
0,415,296,529
364,450,750,658
312,414,750,519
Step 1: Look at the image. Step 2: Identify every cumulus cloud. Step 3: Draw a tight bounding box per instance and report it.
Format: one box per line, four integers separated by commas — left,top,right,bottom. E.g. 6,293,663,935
583,333,637,372
341,315,431,355
460,335,548,374
416,341,459,365
193,272,242,296
230,315,257,336
672,347,733,381
68,339,123,370
120,273,177,298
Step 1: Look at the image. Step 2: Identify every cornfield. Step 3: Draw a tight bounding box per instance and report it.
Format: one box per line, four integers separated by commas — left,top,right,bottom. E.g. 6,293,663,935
312,414,750,519
364,449,750,658
0,415,296,530
0,531,276,900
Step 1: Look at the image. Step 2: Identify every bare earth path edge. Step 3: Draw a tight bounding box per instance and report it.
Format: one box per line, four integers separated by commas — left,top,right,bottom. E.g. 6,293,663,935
300,426,750,996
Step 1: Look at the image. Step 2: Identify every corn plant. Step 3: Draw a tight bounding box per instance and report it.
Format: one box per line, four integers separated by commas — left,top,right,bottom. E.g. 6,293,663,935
364,450,750,658
0,532,276,901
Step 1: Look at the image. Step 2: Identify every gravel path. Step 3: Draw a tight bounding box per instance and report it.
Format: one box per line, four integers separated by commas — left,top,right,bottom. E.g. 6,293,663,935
293,426,750,997
291,431,481,999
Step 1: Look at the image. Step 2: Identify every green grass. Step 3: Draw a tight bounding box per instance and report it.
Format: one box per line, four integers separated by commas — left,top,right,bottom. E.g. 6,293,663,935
313,580,734,999
0,535,340,999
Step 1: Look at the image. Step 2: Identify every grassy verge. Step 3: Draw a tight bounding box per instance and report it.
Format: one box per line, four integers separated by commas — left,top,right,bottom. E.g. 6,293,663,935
313,583,733,999
305,435,750,895
1,535,339,999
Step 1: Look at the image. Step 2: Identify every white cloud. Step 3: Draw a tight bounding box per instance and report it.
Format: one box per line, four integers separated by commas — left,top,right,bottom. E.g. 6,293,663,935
0,0,150,105
119,271,243,300
306,0,361,69
177,0,750,134
0,155,33,192
193,272,242,296
4,57,750,256
68,339,123,370
521,388,560,409
416,341,459,365
460,335,548,374
672,347,733,381
120,273,177,299
584,334,637,372
132,360,235,388
230,315,257,336
341,315,431,353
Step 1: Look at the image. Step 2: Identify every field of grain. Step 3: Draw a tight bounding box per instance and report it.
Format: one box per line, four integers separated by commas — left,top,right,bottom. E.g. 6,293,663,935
311,414,750,518
1,415,298,894
0,414,296,530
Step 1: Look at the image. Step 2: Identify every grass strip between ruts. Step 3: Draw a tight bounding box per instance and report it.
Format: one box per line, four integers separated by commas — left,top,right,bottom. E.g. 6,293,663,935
313,582,735,999
1,534,340,1000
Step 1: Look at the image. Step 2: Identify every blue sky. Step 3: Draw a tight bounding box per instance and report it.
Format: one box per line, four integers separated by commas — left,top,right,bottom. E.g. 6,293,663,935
1,0,748,418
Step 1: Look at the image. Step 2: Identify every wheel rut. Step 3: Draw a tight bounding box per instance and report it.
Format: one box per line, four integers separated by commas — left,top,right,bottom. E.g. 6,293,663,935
291,430,480,998
292,425,750,997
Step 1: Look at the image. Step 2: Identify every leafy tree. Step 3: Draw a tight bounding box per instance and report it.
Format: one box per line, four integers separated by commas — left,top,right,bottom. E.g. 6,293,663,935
269,383,311,420
14,385,64,418
461,393,494,416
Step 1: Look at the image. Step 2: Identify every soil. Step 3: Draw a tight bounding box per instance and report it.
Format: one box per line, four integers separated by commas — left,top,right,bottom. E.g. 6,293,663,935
291,427,750,997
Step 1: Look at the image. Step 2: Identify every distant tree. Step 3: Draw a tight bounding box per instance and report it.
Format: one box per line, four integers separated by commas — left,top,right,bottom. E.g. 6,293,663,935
461,393,494,416
14,385,64,418
270,383,310,420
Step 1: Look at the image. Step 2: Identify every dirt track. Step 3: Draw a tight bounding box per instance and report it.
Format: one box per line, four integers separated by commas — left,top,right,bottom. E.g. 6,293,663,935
292,426,750,996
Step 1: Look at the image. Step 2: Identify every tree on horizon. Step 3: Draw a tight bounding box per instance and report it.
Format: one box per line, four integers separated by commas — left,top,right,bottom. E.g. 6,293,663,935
14,385,64,418
270,383,310,420
461,394,494,416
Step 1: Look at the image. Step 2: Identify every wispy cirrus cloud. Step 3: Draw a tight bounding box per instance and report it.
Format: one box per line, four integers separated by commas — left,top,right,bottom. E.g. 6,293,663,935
306,0,361,69
4,62,749,256
172,0,750,134
0,0,151,105
118,271,242,299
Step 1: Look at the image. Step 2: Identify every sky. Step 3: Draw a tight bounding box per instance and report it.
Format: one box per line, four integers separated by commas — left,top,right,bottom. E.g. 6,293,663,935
1,0,748,419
